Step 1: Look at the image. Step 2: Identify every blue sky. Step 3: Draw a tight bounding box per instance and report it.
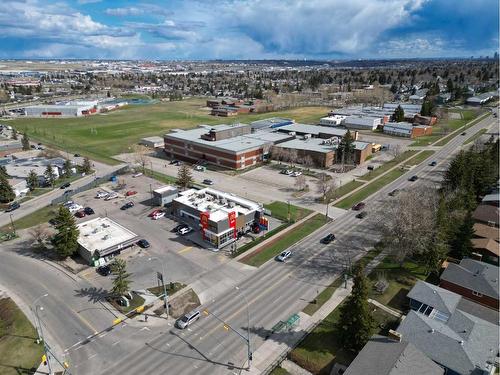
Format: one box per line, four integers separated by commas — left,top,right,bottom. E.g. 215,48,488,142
0,0,498,60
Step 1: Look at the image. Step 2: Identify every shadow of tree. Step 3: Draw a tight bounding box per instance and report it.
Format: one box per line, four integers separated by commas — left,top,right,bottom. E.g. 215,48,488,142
74,287,109,303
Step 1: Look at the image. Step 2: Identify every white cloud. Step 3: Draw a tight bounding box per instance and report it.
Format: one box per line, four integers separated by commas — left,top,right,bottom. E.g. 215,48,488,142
105,7,145,17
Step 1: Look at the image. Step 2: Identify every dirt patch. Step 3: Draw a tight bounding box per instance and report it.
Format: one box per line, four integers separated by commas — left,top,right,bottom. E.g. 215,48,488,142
168,289,201,319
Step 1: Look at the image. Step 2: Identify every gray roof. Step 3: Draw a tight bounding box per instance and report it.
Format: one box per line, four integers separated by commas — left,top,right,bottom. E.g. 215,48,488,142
408,281,461,316
383,103,422,112
250,117,294,129
397,310,498,375
344,335,444,375
384,122,414,131
482,193,499,204
440,259,499,299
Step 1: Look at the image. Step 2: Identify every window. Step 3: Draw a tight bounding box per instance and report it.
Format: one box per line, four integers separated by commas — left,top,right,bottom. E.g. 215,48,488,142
472,291,483,297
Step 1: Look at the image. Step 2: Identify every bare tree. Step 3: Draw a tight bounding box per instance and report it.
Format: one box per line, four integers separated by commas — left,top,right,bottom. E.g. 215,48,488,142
29,225,50,249
388,144,403,159
295,175,307,191
288,149,298,167
316,173,336,201
302,155,315,170
132,144,150,173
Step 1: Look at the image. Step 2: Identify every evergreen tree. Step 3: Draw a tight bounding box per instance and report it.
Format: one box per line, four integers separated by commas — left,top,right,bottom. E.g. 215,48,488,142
450,211,475,259
11,128,18,140
420,197,449,274
338,264,374,352
21,132,30,151
0,165,7,178
27,170,39,191
0,173,15,203
177,165,193,189
81,157,92,174
393,105,405,122
63,159,73,178
51,206,80,258
338,130,356,167
111,259,132,298
44,165,56,187
420,99,435,116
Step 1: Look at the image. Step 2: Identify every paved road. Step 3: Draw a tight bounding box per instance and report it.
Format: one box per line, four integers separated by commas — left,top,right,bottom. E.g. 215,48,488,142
97,113,496,374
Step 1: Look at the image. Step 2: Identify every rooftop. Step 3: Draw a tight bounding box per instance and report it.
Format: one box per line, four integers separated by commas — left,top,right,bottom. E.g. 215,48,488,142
277,123,348,137
153,185,178,194
250,117,294,130
384,122,414,131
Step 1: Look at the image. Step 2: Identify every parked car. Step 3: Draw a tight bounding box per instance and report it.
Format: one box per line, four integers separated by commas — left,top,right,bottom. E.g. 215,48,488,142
132,172,143,178
356,211,368,219
291,171,302,177
96,264,112,277
202,179,214,185
276,250,292,262
63,200,75,207
284,170,293,176
68,204,83,213
95,191,108,199
75,210,86,218
179,226,193,235
321,233,336,244
352,202,366,211
137,239,150,248
194,165,204,171
84,207,95,215
104,193,118,201
174,224,189,233
125,190,137,196
74,154,80,157
60,182,71,189
170,159,179,165
388,189,400,197
429,161,437,166
121,202,134,210
5,201,20,212
149,209,162,217
152,211,165,220
409,175,419,182
461,132,467,136
176,310,200,329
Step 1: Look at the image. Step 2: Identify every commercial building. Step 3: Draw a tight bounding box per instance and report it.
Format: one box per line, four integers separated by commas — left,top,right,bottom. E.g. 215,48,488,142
276,123,357,140
77,217,139,265
383,122,433,138
153,185,178,207
139,136,164,148
24,100,99,117
343,115,382,131
250,117,294,131
319,115,346,126
466,92,497,106
172,188,263,249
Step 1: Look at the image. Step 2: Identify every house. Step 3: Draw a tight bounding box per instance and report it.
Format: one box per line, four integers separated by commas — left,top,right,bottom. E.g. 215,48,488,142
481,193,499,207
439,258,499,310
473,222,499,242
472,205,499,227
344,334,444,375
409,88,429,103
471,238,499,265
396,281,499,375
7,178,29,197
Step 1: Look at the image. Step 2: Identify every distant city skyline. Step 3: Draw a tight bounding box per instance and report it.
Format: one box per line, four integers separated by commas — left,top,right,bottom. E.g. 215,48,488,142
0,0,498,60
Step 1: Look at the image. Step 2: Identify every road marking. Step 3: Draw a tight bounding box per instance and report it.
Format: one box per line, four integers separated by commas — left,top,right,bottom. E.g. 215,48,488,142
140,327,151,331
88,353,97,359
98,332,108,338
112,340,121,346
178,246,193,254
69,307,99,335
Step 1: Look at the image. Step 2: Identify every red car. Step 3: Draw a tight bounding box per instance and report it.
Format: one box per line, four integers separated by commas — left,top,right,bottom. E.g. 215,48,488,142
149,209,162,217
352,202,366,211
75,210,86,218
126,191,137,196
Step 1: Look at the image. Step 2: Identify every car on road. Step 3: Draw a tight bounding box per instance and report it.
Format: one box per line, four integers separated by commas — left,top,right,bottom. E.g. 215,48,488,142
174,224,189,233
202,179,214,185
84,207,95,215
176,310,200,329
461,132,467,136
194,165,204,171
137,239,150,248
352,202,366,211
125,190,137,196
291,171,302,177
121,202,135,210
75,210,86,218
409,175,419,182
60,182,71,189
63,189,73,195
5,201,20,212
276,250,292,262
356,211,368,219
96,264,112,277
321,233,336,244
104,193,118,201
388,189,400,197
95,191,108,199
429,161,437,166
152,211,165,220
132,172,143,178
178,226,193,235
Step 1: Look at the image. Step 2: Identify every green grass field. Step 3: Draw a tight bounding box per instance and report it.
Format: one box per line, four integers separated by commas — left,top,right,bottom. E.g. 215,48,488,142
10,98,330,164
362,150,418,181
404,150,435,166
264,201,313,222
0,205,58,232
0,298,44,375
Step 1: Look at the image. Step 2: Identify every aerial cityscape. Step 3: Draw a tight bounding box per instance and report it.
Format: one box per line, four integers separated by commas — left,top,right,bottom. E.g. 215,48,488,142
0,1,499,375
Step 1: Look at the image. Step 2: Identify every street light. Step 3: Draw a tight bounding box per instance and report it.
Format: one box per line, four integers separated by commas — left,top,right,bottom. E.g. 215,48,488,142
148,257,169,317
32,293,48,341
235,286,252,369
32,293,51,375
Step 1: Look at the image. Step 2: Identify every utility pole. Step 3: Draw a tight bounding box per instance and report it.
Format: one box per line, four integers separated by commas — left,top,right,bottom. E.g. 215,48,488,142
32,293,52,375
148,257,169,317
287,200,291,223
9,213,15,235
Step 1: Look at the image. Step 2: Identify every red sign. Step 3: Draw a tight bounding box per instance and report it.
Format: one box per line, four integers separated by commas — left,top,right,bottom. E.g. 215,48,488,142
228,211,237,238
200,211,210,240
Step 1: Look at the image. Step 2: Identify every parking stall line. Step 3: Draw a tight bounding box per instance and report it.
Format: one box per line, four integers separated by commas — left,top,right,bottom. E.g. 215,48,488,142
178,246,193,254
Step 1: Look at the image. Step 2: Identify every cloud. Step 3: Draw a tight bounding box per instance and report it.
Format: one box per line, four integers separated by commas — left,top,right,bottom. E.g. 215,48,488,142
105,7,145,17
77,0,102,4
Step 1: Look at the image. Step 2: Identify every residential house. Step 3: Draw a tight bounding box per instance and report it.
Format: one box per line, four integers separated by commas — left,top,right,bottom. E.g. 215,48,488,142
471,238,499,265
472,205,499,227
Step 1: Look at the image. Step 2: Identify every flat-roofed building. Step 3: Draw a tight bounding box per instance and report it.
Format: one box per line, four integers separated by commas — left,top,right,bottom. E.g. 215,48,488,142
139,136,164,148
24,100,98,117
153,185,178,206
276,123,357,140
383,122,433,138
319,115,346,127
250,117,294,131
343,115,383,130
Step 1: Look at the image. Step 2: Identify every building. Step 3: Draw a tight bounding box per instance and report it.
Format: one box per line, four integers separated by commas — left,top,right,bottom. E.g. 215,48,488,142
5,157,66,185
343,115,383,131
472,204,499,227
409,88,429,103
0,140,22,157
413,114,438,126
319,115,346,127
439,258,499,310
473,222,499,242
7,178,29,197
172,188,263,249
383,122,433,138
276,123,357,140
383,103,422,113
250,117,294,131
139,136,164,148
471,238,499,265
480,193,499,207
397,281,499,375
210,106,239,117
466,92,496,106
76,217,139,265
344,335,444,375
24,100,98,117
153,185,178,207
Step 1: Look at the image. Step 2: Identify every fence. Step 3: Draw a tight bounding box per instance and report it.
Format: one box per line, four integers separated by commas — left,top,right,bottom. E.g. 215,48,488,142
51,165,129,205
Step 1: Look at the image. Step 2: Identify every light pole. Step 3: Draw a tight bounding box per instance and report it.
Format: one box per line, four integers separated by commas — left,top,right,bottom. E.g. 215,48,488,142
148,257,169,317
235,287,252,369
32,293,52,374
9,213,16,235
32,293,48,342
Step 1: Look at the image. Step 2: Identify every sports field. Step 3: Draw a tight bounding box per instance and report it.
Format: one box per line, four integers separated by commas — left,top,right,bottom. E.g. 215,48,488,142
10,98,330,164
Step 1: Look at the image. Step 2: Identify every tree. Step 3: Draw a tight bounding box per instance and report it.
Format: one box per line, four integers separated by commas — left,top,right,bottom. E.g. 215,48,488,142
29,225,50,249
111,259,132,298
132,144,149,173
11,128,18,140
338,264,374,352
63,159,73,178
44,165,56,187
27,169,39,191
393,105,405,122
338,130,355,170
316,173,335,201
0,165,7,178
81,157,92,174
388,144,403,160
450,211,475,259
420,99,435,116
52,206,80,258
177,165,193,189
294,175,307,191
0,173,15,203
21,132,30,151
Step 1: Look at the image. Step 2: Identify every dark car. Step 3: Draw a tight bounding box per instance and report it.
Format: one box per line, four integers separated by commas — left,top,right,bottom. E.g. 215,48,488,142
5,201,20,212
63,189,73,195
60,182,71,189
461,132,467,136
429,161,437,166
409,175,419,182
97,264,112,276
137,239,150,248
388,189,400,197
202,179,214,185
75,210,86,218
174,223,189,233
84,207,94,215
120,202,135,210
352,202,366,211
321,233,336,244
356,211,368,219
74,153,81,157
170,159,179,165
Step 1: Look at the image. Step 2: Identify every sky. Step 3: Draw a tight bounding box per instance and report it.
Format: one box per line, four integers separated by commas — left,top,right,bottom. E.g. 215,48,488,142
0,0,498,60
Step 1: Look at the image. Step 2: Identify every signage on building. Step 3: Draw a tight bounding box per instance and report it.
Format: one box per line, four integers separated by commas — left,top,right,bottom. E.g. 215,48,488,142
200,211,210,240
228,211,237,238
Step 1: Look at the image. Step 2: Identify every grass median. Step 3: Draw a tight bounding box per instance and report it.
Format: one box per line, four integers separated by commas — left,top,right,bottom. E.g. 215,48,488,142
335,168,405,209
404,150,435,166
264,201,312,222
464,128,487,145
363,150,418,181
241,214,326,267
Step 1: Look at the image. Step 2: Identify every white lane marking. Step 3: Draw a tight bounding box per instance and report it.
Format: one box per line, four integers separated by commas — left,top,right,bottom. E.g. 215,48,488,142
112,340,121,346
140,327,151,331
98,332,108,338
88,353,97,359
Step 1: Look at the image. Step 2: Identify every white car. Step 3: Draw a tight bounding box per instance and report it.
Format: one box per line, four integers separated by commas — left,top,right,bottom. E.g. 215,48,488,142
152,211,165,220
291,171,302,177
63,200,75,207
194,165,204,171
276,250,292,262
132,172,143,178
95,191,109,199
104,193,118,201
179,226,193,235
285,170,293,175
68,204,83,213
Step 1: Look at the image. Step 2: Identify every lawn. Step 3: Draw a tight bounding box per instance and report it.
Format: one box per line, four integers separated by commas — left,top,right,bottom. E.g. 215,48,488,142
10,98,330,165
327,180,364,201
264,201,313,222
404,150,435,167
362,150,418,181
241,214,327,267
269,367,290,375
334,168,405,209
231,223,290,258
0,298,44,375
464,128,487,145
147,282,186,297
0,205,58,232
